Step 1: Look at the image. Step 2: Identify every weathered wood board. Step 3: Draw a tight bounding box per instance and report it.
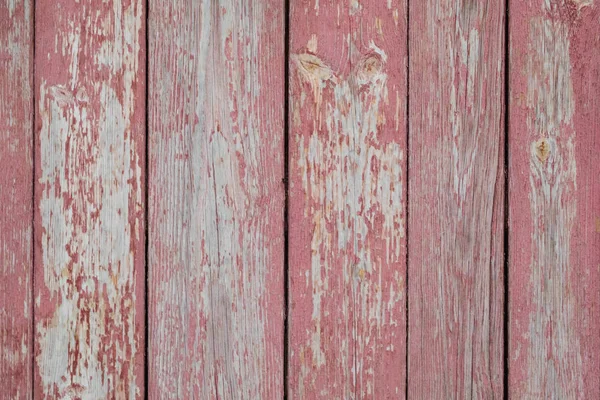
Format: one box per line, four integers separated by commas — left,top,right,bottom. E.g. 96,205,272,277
407,1,506,397
288,1,408,398
34,0,146,398
508,1,600,398
0,0,598,396
0,0,33,398
148,1,285,398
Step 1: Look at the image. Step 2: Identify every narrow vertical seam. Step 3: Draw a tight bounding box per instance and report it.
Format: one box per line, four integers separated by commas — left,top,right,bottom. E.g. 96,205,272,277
283,0,290,398
503,0,510,398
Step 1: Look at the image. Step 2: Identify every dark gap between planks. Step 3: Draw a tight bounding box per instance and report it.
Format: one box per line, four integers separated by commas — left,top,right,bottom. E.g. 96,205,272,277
503,0,511,399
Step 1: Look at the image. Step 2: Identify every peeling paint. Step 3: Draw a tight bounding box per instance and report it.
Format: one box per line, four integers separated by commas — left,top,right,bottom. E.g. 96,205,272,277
34,1,145,398
294,48,405,398
510,0,600,397
525,19,582,398
408,0,506,397
0,0,33,398
148,1,285,398
289,1,407,398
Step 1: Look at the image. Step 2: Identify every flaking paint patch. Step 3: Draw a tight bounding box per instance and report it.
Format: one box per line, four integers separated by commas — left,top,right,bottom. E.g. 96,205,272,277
35,1,144,398
408,0,506,397
509,0,600,396
293,43,404,397
289,2,407,398
38,82,141,398
148,0,285,398
1,0,33,398
524,15,582,398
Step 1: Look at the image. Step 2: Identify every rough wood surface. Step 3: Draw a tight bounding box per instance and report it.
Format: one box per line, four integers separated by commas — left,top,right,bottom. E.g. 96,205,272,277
148,1,285,398
34,0,146,398
407,1,505,398
508,1,600,398
0,0,33,398
288,1,408,398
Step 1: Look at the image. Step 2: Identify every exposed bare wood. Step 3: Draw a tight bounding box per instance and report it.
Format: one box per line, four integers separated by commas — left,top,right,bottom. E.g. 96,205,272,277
407,0,506,397
288,1,408,398
34,0,146,397
0,0,33,398
509,1,600,398
148,1,285,398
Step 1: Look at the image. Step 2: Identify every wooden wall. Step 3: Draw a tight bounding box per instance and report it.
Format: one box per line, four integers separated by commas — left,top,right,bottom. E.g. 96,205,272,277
0,0,598,398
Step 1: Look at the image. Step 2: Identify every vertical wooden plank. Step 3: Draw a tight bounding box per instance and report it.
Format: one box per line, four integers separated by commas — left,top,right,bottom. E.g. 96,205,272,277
509,1,600,398
0,0,33,398
34,0,146,398
148,1,285,398
288,1,407,398
407,1,505,398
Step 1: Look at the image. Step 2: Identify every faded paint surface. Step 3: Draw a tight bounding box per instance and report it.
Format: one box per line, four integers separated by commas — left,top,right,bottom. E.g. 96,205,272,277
148,1,285,398
408,0,505,398
288,1,407,398
0,0,33,398
509,0,600,398
34,0,146,398
0,0,596,396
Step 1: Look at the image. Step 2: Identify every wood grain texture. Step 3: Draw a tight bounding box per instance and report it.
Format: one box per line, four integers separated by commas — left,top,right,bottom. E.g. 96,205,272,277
34,0,146,398
407,1,505,398
508,1,600,398
288,1,407,398
0,0,33,398
148,1,285,398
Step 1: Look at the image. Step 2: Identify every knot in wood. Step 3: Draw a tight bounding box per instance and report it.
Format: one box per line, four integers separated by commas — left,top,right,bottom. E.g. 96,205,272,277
534,138,551,162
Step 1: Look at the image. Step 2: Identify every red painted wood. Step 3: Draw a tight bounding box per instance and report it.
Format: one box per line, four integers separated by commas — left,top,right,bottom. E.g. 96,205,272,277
288,1,408,398
407,1,505,397
148,1,285,398
508,1,600,397
0,0,33,398
34,1,146,398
